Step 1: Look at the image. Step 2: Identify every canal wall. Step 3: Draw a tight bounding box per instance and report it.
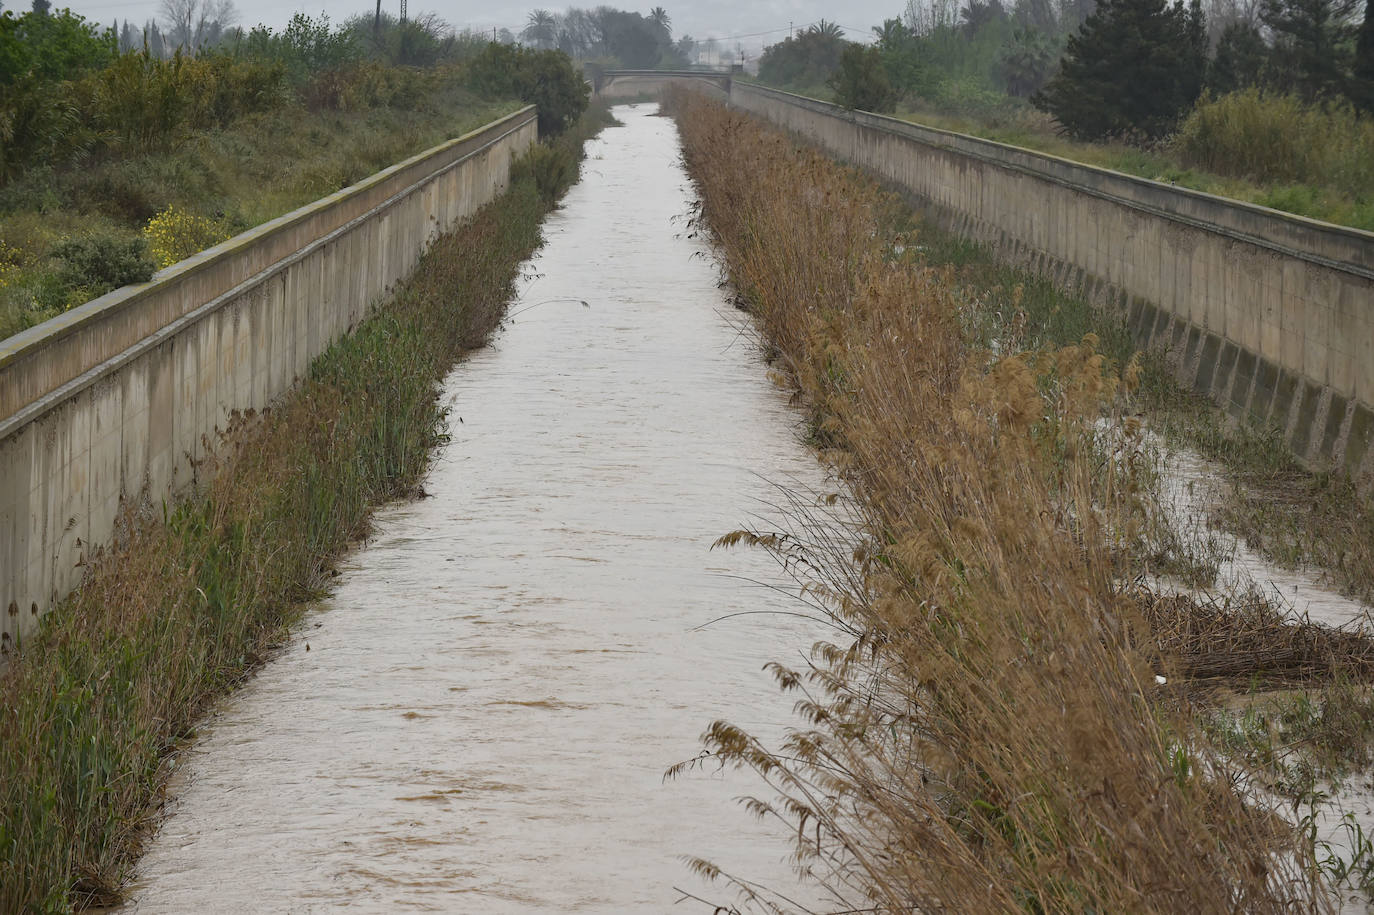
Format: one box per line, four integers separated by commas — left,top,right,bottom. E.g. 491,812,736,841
0,106,538,648
725,82,1374,483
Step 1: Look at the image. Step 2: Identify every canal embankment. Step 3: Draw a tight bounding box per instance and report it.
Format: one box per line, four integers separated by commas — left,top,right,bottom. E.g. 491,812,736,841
0,104,613,911
117,102,829,912
668,86,1374,912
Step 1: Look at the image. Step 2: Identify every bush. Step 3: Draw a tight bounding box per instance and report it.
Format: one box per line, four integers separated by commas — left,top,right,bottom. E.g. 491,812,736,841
51,234,155,297
465,44,587,136
143,205,231,267
1174,89,1374,189
510,143,577,205
83,50,287,154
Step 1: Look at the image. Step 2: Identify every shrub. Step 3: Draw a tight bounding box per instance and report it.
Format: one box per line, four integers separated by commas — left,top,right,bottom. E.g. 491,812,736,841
510,143,576,205
466,44,587,136
829,44,896,113
1174,89,1374,189
83,50,287,154
143,206,231,268
51,234,155,297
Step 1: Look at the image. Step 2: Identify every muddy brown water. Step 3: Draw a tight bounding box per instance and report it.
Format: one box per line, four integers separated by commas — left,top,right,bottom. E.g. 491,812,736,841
120,105,834,912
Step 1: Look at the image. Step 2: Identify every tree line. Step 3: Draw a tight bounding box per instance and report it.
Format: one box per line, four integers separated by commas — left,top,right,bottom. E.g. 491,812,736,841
0,0,598,181
518,6,698,69
756,0,1373,141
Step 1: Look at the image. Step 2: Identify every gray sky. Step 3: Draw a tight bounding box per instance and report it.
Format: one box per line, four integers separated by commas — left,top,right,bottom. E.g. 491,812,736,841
64,0,889,57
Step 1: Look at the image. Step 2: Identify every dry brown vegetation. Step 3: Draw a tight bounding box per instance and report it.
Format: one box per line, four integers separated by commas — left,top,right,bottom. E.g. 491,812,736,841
667,87,1346,913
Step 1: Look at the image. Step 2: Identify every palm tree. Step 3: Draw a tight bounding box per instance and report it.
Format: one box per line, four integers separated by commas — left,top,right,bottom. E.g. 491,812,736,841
521,8,557,49
649,6,671,36
810,19,845,39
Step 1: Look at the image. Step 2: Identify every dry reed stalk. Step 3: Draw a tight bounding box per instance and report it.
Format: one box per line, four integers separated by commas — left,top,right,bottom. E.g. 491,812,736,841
666,87,1329,913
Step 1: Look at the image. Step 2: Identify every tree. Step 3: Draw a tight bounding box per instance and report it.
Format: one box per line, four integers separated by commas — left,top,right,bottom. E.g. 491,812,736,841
648,6,670,36
1033,0,1207,139
118,17,138,50
961,0,1009,36
675,33,695,63
1261,0,1360,100
159,0,236,52
997,28,1057,96
1012,0,1058,33
813,19,845,39
758,23,849,89
521,9,556,50
829,43,896,111
1351,0,1374,110
1208,21,1269,93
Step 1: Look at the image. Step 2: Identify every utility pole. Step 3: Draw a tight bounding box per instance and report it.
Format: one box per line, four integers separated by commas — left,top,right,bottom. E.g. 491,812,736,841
374,0,381,37
789,20,793,38
399,0,407,24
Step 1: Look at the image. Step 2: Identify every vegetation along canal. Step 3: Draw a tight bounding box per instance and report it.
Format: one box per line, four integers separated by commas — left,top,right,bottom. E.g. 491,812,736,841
118,104,828,911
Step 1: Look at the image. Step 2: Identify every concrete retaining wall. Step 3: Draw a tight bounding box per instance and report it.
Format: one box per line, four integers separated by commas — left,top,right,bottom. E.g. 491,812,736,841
727,82,1374,482
595,70,731,101
0,106,537,649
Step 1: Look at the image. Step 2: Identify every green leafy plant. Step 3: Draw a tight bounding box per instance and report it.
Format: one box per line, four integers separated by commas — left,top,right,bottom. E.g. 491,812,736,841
50,234,155,297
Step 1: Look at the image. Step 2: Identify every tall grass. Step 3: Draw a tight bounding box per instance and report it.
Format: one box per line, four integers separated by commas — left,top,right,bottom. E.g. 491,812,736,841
1175,90,1374,191
894,91,1374,231
0,89,517,342
0,102,613,913
666,88,1325,912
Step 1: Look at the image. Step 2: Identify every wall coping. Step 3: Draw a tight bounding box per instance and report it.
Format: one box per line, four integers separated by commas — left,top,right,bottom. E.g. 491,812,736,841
0,105,536,404
734,83,1374,281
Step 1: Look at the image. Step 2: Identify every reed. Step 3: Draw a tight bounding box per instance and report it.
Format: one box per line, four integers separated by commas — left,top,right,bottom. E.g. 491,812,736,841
666,87,1330,913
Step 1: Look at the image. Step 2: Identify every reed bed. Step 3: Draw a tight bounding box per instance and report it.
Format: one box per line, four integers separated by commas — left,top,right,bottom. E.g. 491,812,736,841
1139,587,1374,685
666,87,1330,913
0,102,616,913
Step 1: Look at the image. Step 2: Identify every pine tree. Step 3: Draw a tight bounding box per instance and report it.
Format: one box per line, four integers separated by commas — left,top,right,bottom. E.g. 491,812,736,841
1351,0,1374,111
1033,0,1206,139
1208,22,1270,93
1261,0,1360,100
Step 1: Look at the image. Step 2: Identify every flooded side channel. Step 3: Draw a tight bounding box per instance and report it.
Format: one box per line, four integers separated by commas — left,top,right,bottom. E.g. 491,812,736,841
122,105,830,912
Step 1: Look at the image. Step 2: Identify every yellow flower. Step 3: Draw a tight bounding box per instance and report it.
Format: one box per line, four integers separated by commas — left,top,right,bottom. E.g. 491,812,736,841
143,206,230,269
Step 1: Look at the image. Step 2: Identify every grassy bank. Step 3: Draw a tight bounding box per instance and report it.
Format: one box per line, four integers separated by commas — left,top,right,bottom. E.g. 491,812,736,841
0,83,519,342
667,87,1364,911
890,96,1374,232
748,73,1374,231
0,101,615,913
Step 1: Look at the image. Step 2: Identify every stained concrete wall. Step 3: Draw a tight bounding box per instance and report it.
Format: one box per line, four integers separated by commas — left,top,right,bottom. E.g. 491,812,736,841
0,106,537,649
727,82,1374,482
595,70,730,101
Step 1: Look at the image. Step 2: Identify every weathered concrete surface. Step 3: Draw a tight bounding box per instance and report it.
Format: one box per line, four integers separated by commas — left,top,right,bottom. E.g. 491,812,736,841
0,107,537,650
725,82,1374,483
594,69,730,101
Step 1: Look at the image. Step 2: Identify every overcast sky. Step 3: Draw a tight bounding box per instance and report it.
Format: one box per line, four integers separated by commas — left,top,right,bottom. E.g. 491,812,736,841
60,0,892,57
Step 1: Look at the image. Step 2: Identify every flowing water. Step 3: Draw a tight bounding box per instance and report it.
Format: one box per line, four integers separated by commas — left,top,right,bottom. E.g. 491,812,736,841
120,105,834,913
1157,442,1371,630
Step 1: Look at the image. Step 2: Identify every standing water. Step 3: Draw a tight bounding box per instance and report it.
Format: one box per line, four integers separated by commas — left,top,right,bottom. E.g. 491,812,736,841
122,105,831,912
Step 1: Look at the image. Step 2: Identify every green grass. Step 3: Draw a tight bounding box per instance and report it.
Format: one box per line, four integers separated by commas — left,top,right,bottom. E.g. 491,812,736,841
0,102,616,913
0,86,520,342
893,103,1374,233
